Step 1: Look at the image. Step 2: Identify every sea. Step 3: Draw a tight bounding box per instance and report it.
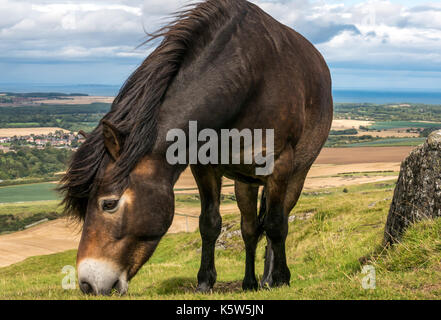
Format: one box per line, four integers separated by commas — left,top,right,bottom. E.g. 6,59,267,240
1,84,441,105
333,89,441,105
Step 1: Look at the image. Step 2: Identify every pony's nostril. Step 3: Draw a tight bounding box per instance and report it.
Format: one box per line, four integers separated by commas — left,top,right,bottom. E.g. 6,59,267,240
78,259,127,295
80,281,94,294
112,279,120,291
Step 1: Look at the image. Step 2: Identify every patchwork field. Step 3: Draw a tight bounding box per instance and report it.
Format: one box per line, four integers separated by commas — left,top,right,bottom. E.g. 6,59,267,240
354,130,419,138
331,119,373,130
0,183,60,203
0,127,70,137
314,146,413,164
38,96,114,105
369,121,441,130
345,138,426,147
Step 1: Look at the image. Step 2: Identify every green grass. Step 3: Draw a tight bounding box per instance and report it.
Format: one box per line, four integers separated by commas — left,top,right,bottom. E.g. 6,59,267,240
346,138,426,147
4,123,41,128
370,121,441,130
0,183,60,203
0,181,440,299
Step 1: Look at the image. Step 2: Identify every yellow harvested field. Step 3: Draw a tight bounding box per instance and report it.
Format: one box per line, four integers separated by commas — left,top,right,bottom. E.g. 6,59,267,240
316,147,413,164
39,96,114,105
307,162,401,178
0,127,70,137
355,130,419,138
332,120,420,137
0,219,80,268
331,119,373,130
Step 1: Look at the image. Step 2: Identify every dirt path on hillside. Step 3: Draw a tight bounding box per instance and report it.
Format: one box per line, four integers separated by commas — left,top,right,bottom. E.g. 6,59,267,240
0,219,80,267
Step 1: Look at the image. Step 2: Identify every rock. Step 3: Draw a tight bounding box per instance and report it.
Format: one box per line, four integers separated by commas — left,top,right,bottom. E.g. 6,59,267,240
384,130,441,245
368,202,377,208
288,212,314,223
225,230,241,239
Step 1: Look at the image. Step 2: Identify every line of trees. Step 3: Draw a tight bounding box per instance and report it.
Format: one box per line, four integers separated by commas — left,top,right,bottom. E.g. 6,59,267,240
0,103,110,131
335,103,441,122
0,147,72,180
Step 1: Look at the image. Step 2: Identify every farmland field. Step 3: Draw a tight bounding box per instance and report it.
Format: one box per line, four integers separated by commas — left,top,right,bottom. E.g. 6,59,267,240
0,183,59,203
346,138,426,147
0,127,70,137
354,130,419,138
331,119,373,130
369,121,441,130
314,146,413,164
37,96,114,105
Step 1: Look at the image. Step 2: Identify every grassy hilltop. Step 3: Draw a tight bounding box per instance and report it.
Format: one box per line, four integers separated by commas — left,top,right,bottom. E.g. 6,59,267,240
0,181,440,300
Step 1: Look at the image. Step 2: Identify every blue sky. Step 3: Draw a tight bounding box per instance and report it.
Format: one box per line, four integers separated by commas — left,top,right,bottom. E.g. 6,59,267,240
1,0,441,92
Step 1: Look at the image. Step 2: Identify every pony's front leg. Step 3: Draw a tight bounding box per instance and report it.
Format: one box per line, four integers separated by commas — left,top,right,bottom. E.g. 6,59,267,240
235,181,260,291
191,165,222,293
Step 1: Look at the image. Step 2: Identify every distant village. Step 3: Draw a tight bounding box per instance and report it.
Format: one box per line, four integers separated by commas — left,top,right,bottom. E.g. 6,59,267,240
0,131,86,153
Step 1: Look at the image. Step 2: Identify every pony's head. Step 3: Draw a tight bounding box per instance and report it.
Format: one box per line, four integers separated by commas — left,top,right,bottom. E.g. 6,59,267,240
61,121,175,295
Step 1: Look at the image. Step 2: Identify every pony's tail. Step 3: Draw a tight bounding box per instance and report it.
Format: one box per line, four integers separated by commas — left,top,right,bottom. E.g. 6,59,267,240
257,186,267,240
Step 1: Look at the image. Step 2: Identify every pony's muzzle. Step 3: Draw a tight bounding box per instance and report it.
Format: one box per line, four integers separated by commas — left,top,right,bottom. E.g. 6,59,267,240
77,258,128,296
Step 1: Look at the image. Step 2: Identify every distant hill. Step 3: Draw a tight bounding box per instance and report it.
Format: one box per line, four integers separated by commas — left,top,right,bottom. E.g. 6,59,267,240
0,92,89,98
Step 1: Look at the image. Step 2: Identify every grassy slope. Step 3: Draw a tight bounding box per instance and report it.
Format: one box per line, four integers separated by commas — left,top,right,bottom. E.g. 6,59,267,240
0,181,440,300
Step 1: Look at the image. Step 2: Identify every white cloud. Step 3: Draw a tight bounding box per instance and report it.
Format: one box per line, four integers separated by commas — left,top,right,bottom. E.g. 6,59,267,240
0,0,440,73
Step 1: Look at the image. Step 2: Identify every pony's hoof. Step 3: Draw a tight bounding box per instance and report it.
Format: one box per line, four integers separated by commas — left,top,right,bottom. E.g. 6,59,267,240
261,274,290,289
196,283,213,293
242,278,259,291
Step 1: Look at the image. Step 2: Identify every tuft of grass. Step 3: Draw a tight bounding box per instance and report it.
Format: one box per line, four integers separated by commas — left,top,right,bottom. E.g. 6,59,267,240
0,180,440,300
374,219,441,272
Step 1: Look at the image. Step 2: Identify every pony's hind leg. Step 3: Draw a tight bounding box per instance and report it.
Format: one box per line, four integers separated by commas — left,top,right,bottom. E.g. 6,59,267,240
191,165,223,293
261,149,309,288
234,181,260,291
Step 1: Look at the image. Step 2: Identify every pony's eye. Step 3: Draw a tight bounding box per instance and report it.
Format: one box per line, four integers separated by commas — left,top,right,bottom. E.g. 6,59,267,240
101,199,120,213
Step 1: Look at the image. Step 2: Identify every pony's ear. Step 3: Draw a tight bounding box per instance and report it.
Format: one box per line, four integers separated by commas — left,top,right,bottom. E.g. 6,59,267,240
102,120,123,161
78,130,88,139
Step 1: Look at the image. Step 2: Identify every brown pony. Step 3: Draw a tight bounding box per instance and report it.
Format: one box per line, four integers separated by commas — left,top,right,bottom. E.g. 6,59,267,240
59,0,332,295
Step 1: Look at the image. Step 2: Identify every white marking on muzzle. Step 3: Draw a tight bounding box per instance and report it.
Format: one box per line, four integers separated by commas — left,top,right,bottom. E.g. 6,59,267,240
78,258,128,295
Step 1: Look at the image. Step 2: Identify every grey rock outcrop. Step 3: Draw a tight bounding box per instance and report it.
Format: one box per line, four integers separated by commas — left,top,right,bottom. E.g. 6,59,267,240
384,130,441,245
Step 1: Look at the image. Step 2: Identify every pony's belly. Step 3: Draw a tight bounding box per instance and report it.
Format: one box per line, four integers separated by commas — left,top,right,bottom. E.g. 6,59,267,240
221,166,266,186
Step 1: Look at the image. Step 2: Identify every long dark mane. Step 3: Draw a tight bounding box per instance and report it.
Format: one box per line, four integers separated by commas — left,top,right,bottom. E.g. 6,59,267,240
58,0,245,220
